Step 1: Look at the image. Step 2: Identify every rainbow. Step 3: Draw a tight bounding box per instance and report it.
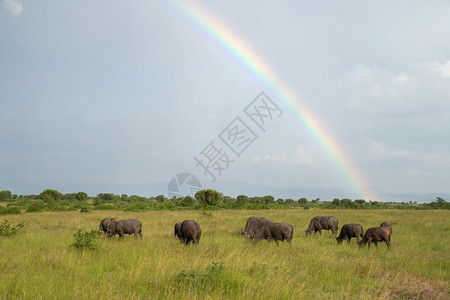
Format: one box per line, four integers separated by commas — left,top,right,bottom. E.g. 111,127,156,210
165,0,378,201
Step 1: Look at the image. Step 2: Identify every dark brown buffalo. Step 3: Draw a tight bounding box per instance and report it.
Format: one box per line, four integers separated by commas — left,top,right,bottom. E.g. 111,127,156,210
305,216,339,236
380,222,393,237
107,219,142,239
241,216,271,239
253,222,293,244
179,220,201,245
336,223,364,244
99,218,116,234
361,227,390,249
174,222,182,238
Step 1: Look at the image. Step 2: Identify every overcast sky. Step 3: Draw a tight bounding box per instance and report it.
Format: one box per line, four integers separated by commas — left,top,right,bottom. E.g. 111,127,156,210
1,1,449,200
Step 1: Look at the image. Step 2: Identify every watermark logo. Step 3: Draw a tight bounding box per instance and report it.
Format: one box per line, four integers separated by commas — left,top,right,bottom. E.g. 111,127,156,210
167,92,282,198
167,172,202,199
194,91,282,182
193,141,235,182
219,117,258,157
244,92,283,132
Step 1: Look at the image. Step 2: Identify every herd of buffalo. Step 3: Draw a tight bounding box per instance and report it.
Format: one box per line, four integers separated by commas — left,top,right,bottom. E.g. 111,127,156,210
99,216,393,249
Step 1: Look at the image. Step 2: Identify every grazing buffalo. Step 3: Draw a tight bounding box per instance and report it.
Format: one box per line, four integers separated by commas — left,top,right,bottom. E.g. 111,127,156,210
241,216,271,240
179,220,201,245
174,222,182,238
107,219,142,239
380,222,393,237
360,227,390,249
254,222,293,244
305,216,339,236
99,218,116,234
336,223,364,244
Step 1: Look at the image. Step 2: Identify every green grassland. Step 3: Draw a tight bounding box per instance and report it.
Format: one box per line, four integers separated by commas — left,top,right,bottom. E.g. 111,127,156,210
0,209,448,299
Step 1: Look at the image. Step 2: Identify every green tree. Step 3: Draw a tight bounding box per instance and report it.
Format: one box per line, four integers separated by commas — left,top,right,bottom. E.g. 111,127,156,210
128,195,142,202
354,199,366,205
76,192,88,201
430,197,449,209
262,195,275,204
195,189,222,206
93,197,105,206
236,195,248,204
222,196,234,204
179,196,196,207
155,195,166,203
0,190,12,201
340,198,356,208
61,193,77,201
298,197,308,204
96,193,117,202
436,197,446,204
42,194,57,210
39,189,62,210
285,198,295,205
39,189,62,202
248,197,262,204
331,198,340,206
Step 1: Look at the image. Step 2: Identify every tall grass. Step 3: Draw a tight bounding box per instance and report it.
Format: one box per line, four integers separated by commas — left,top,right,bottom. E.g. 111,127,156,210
0,209,448,299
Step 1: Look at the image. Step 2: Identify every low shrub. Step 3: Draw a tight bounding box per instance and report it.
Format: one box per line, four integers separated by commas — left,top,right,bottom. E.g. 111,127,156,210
80,206,90,213
70,229,100,250
0,219,25,236
26,200,46,213
0,206,22,215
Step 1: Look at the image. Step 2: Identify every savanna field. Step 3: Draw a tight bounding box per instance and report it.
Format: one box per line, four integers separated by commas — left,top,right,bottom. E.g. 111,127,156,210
0,209,449,299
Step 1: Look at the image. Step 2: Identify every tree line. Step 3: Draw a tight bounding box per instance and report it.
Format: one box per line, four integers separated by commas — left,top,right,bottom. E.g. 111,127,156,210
0,189,448,215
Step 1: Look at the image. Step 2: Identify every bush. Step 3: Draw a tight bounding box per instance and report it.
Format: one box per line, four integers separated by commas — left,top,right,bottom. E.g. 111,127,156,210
0,206,22,215
179,196,196,207
0,219,25,236
70,229,100,250
26,200,46,213
124,202,149,212
80,206,90,213
92,204,118,210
